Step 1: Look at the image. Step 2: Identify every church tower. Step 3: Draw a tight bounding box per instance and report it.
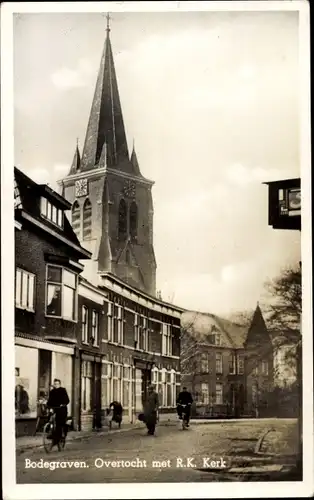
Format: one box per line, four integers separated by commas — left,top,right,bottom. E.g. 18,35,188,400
59,16,156,296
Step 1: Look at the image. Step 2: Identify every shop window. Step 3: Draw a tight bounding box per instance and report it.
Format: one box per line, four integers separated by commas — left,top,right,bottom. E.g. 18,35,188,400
15,345,38,419
38,350,52,400
15,268,35,312
46,265,77,321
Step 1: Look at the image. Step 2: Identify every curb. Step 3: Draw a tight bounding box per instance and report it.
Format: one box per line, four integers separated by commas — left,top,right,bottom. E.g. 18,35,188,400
16,420,178,454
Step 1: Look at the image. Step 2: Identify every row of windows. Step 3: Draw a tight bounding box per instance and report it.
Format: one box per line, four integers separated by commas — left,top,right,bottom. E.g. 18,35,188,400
106,303,174,355
15,265,77,321
200,383,224,405
81,363,180,412
15,267,178,356
199,352,234,374
200,353,268,375
71,198,139,243
40,197,64,228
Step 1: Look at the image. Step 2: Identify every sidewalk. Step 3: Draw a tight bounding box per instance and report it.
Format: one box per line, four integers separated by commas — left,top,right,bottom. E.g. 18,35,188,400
16,413,179,454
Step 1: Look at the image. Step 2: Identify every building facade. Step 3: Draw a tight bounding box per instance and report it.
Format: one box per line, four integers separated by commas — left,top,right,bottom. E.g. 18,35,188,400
181,305,273,418
14,166,182,435
74,276,181,431
14,167,91,436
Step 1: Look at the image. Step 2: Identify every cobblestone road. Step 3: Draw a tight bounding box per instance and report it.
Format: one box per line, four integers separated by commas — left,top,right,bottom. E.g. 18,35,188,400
16,419,298,483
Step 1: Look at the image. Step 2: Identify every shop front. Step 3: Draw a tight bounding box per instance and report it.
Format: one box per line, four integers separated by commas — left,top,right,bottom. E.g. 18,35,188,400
15,338,74,436
79,354,102,432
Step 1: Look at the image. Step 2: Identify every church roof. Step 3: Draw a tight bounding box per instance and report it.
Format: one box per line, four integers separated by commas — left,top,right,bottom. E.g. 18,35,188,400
80,24,129,171
182,304,270,350
181,310,248,349
245,303,272,346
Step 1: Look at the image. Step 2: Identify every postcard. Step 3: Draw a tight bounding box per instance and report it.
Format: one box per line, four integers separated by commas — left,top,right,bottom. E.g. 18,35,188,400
1,1,312,498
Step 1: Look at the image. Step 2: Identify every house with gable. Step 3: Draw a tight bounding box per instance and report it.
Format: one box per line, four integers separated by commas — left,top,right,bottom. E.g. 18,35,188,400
181,304,274,417
14,167,92,436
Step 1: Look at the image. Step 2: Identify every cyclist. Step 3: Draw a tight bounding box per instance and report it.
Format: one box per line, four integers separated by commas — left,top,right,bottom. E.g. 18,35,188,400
47,378,70,443
177,387,193,427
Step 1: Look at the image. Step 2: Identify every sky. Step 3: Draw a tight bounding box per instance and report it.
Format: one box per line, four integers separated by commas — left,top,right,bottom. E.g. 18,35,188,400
13,9,301,315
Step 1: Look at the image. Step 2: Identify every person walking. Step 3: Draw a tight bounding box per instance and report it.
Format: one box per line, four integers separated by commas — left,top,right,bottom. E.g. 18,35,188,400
143,384,159,436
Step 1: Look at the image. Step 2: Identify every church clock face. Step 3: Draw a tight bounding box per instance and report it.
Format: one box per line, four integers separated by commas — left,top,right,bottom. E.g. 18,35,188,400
75,178,88,197
123,180,136,199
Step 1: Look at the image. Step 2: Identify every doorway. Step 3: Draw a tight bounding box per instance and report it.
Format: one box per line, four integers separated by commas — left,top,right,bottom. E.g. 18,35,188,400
141,369,151,406
93,362,102,429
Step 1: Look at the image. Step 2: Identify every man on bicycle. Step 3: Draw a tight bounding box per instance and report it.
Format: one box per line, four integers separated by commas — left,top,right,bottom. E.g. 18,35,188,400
47,379,69,442
177,387,193,427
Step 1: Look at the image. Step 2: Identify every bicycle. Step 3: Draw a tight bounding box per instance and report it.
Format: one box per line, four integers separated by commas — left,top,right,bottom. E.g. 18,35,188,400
180,404,191,430
43,406,67,453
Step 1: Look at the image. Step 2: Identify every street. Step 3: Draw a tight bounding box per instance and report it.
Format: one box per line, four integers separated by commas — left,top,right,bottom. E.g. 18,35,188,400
16,419,298,483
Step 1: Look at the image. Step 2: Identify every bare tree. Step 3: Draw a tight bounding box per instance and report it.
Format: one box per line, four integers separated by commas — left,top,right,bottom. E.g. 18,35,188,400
263,263,302,472
263,264,302,379
180,313,201,395
264,265,301,334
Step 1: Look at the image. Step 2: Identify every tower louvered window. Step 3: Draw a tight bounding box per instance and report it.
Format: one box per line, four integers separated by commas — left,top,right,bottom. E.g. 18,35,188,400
129,201,138,240
71,201,80,238
83,199,92,240
118,199,127,240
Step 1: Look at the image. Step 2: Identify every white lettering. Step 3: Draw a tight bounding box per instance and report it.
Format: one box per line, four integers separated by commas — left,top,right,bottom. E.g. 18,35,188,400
202,457,227,468
219,457,227,468
95,458,104,468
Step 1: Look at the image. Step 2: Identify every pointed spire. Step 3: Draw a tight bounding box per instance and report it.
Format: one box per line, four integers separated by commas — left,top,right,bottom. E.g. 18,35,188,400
130,140,141,175
68,140,81,175
247,303,270,340
106,12,111,34
80,14,129,171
